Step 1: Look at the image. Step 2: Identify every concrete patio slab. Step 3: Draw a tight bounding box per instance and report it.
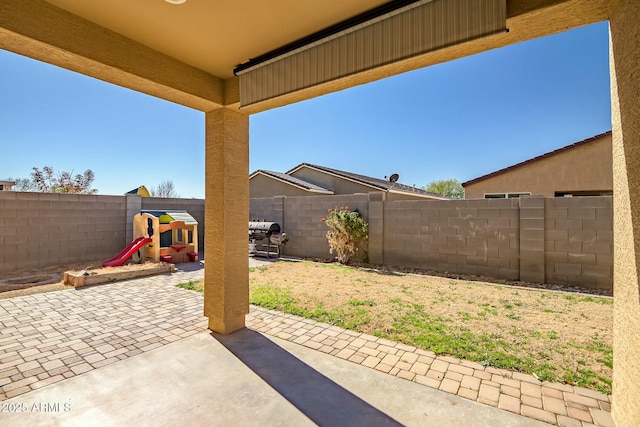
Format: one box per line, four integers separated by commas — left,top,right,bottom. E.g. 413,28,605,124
0,329,551,427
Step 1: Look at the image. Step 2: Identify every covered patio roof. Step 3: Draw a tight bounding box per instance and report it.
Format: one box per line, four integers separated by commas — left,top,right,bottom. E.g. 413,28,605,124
0,0,610,113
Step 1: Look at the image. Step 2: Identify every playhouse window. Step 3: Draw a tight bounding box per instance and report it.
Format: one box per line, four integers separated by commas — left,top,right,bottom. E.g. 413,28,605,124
160,231,172,247
176,229,184,244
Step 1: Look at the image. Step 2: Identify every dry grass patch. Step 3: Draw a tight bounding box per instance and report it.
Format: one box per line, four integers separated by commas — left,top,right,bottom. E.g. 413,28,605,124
180,260,613,393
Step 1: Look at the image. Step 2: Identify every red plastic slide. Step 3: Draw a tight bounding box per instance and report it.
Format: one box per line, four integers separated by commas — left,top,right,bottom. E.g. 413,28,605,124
102,237,152,267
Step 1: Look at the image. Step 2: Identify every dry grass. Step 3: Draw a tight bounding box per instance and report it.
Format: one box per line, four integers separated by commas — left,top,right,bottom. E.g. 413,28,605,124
246,261,613,393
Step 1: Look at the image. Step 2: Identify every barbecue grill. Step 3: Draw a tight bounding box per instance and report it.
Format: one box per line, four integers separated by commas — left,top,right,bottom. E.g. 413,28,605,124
249,221,288,258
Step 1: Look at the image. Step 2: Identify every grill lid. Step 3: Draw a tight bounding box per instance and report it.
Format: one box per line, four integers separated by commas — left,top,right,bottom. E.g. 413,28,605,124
249,221,281,234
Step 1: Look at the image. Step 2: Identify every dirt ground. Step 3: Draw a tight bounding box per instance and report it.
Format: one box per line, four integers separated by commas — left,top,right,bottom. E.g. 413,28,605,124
0,261,163,299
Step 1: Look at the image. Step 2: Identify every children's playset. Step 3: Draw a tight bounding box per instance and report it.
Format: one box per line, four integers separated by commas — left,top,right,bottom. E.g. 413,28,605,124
102,210,198,267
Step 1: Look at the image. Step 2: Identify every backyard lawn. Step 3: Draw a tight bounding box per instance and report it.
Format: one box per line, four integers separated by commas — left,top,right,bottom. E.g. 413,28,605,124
179,260,613,394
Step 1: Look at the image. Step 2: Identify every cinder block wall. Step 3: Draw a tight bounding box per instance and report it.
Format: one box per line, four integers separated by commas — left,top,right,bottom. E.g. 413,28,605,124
383,198,521,280
0,191,612,291
281,194,369,259
544,197,613,289
250,194,613,291
250,198,275,223
0,193,208,274
0,192,126,273
125,194,142,244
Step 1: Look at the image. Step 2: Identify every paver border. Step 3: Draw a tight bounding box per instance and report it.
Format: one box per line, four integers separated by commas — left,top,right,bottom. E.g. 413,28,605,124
247,306,614,427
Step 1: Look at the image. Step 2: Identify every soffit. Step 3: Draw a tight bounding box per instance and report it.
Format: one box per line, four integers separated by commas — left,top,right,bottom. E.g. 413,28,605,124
43,0,389,79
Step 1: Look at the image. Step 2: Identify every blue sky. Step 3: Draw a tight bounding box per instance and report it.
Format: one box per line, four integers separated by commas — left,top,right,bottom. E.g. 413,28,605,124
0,21,611,198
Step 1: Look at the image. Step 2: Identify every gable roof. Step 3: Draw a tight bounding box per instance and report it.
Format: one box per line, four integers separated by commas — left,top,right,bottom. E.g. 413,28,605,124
141,210,198,225
249,169,334,194
286,163,448,199
462,131,612,187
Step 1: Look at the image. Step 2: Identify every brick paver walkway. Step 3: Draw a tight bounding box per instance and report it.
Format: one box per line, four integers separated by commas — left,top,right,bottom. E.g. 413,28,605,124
248,307,614,427
0,264,614,427
0,265,206,400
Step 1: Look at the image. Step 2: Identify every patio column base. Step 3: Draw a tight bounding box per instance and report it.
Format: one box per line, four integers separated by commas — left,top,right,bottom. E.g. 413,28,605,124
208,316,246,335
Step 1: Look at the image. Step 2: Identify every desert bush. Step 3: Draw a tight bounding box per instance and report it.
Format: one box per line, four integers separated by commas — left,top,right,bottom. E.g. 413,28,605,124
321,206,368,264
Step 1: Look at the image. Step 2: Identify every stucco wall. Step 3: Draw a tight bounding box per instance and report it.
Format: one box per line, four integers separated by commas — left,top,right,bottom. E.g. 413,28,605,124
610,0,640,424
249,173,315,198
464,134,613,199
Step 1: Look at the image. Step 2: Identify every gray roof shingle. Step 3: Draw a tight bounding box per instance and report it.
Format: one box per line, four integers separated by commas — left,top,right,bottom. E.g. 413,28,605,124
250,169,333,193
286,163,447,198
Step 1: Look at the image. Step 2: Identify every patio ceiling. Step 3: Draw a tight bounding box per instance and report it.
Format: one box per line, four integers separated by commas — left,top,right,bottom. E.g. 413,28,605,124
0,0,610,113
43,0,390,80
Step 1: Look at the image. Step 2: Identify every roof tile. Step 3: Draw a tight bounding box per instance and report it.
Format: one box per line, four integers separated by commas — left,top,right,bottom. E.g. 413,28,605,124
250,170,333,193
287,163,447,198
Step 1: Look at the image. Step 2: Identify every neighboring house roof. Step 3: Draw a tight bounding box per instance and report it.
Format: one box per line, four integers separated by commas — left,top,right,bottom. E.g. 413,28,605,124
462,131,613,187
249,170,334,194
286,163,448,199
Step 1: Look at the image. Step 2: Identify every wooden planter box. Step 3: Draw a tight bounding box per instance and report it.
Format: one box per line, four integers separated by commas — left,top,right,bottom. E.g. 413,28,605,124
64,263,175,288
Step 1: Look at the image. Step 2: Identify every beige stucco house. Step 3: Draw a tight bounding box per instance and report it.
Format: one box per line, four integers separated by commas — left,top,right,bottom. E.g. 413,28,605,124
463,131,612,199
250,163,448,200
249,169,334,198
0,180,15,191
2,1,639,423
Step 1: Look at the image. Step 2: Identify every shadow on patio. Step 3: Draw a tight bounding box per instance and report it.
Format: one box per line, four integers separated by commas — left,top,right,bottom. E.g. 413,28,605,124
213,328,402,427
